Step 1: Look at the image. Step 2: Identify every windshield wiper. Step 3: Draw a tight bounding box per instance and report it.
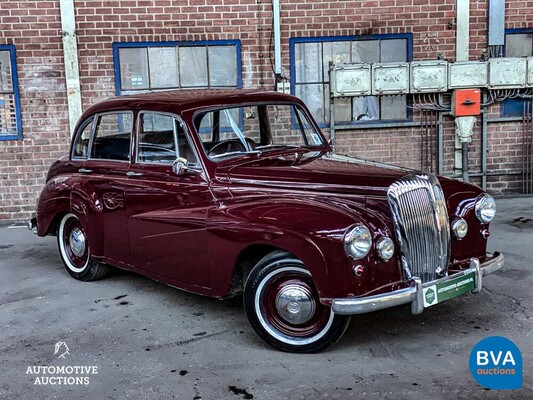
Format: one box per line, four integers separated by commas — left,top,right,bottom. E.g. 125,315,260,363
255,144,301,151
210,150,261,159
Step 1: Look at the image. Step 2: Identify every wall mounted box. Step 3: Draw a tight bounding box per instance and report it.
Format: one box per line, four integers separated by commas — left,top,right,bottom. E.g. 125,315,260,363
371,63,410,95
410,61,448,93
452,89,481,117
448,62,488,89
488,57,527,88
330,64,372,97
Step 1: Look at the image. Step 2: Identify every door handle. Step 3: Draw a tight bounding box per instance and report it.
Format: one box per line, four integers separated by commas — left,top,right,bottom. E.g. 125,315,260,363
78,168,93,174
126,171,143,177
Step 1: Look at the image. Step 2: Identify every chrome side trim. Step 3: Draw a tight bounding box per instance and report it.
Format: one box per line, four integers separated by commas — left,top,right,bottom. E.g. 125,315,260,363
330,252,504,316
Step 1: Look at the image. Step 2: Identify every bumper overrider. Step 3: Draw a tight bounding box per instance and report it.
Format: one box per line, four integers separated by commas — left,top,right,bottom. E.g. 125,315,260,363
331,252,504,316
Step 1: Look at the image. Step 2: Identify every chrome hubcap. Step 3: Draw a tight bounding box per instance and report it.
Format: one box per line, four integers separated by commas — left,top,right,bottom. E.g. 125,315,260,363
275,284,316,324
69,228,86,257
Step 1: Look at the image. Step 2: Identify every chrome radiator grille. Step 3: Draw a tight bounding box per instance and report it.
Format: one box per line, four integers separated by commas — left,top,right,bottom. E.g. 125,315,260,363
387,173,451,282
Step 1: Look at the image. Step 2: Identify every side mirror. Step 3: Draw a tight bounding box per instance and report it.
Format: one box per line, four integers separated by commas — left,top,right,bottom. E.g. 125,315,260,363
172,157,189,175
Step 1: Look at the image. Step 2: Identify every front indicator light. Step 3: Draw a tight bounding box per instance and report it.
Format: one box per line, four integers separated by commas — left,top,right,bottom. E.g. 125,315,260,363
376,237,395,261
452,217,468,239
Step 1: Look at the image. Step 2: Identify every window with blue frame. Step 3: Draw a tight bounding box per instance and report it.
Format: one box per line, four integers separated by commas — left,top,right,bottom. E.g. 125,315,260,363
113,41,242,96
290,34,413,126
0,45,22,141
501,29,533,117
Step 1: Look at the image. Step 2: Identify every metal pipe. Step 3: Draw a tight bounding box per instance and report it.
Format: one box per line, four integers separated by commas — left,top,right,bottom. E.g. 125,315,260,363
522,102,528,194
272,0,282,75
328,62,335,150
462,142,469,182
437,110,443,175
481,110,487,190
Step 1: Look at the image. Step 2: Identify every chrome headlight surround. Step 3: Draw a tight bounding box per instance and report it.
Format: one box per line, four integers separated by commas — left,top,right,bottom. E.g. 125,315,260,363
451,217,468,239
344,224,372,260
376,237,395,261
475,194,496,223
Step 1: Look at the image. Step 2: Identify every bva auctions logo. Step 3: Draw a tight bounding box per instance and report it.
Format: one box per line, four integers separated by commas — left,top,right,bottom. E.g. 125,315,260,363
469,336,522,390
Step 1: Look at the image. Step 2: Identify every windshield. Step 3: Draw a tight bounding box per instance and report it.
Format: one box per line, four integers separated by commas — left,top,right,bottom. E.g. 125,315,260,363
194,103,325,160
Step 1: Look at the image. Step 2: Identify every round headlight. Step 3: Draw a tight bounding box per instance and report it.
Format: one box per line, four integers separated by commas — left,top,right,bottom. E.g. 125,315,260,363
451,217,468,239
344,224,372,260
376,237,395,261
475,194,496,223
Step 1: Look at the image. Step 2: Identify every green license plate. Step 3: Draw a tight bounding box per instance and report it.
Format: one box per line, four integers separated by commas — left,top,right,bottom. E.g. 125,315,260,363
423,272,476,308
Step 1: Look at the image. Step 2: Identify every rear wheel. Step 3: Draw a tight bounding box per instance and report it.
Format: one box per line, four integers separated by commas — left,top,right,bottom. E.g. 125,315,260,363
244,251,350,353
57,213,110,281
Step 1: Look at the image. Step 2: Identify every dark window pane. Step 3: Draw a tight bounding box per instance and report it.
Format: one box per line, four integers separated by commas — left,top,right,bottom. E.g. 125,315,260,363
381,95,408,120
381,39,407,62
148,47,179,89
0,50,13,91
295,42,322,83
296,83,325,123
323,41,350,82
352,41,379,63
209,46,237,86
506,33,533,57
0,94,17,135
179,47,208,87
92,113,133,161
119,48,149,90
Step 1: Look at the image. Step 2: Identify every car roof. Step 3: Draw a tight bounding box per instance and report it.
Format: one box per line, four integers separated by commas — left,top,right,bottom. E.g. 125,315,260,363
80,89,304,120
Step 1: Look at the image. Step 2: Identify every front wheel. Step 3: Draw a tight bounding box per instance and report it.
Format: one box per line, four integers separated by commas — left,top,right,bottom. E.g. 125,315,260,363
57,213,110,281
244,251,351,353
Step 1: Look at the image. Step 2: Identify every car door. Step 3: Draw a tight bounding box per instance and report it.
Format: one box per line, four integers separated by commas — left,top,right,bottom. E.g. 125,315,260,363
124,111,212,288
83,111,134,264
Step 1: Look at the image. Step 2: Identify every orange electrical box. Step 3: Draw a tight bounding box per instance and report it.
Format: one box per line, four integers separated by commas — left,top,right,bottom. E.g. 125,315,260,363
452,89,481,116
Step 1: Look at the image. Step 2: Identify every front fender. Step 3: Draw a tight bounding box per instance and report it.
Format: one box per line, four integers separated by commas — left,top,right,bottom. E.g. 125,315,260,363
206,194,398,299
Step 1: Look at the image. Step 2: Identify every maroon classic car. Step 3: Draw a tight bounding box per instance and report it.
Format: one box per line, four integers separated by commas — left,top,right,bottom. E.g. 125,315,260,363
30,90,504,352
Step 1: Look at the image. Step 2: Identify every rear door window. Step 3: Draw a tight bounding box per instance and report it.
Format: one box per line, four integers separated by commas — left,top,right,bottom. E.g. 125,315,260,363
91,112,133,161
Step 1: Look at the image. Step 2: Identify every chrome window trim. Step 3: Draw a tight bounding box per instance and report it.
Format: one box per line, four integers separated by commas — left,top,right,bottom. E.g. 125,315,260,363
70,117,95,161
135,110,203,171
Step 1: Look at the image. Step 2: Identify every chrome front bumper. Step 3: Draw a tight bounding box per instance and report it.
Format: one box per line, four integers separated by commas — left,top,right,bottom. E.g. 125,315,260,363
27,217,37,234
331,252,504,316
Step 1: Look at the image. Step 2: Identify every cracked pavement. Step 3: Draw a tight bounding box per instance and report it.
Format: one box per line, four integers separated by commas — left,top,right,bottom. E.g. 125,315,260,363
0,197,532,399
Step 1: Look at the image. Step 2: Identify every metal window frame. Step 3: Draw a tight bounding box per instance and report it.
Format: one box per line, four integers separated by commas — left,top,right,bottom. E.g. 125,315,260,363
0,44,23,141
500,28,533,117
289,34,414,129
112,40,242,96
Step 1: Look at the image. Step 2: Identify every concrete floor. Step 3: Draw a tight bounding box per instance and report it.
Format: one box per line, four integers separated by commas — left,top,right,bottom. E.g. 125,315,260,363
0,197,532,400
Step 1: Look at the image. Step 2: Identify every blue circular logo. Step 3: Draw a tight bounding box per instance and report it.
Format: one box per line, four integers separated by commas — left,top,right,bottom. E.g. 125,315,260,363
469,336,522,390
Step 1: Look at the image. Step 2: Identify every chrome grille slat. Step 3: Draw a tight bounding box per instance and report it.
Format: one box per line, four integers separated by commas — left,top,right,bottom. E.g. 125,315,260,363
388,173,451,282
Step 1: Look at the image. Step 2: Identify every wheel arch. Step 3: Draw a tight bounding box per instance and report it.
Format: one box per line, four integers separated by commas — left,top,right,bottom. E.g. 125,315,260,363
227,244,289,298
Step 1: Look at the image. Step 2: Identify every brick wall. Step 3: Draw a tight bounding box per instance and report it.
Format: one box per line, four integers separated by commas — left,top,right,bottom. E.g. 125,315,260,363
0,0,532,221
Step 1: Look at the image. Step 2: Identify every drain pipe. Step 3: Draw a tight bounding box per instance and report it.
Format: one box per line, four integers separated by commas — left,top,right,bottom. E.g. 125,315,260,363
272,0,282,75
60,0,83,136
455,116,476,182
454,0,471,177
